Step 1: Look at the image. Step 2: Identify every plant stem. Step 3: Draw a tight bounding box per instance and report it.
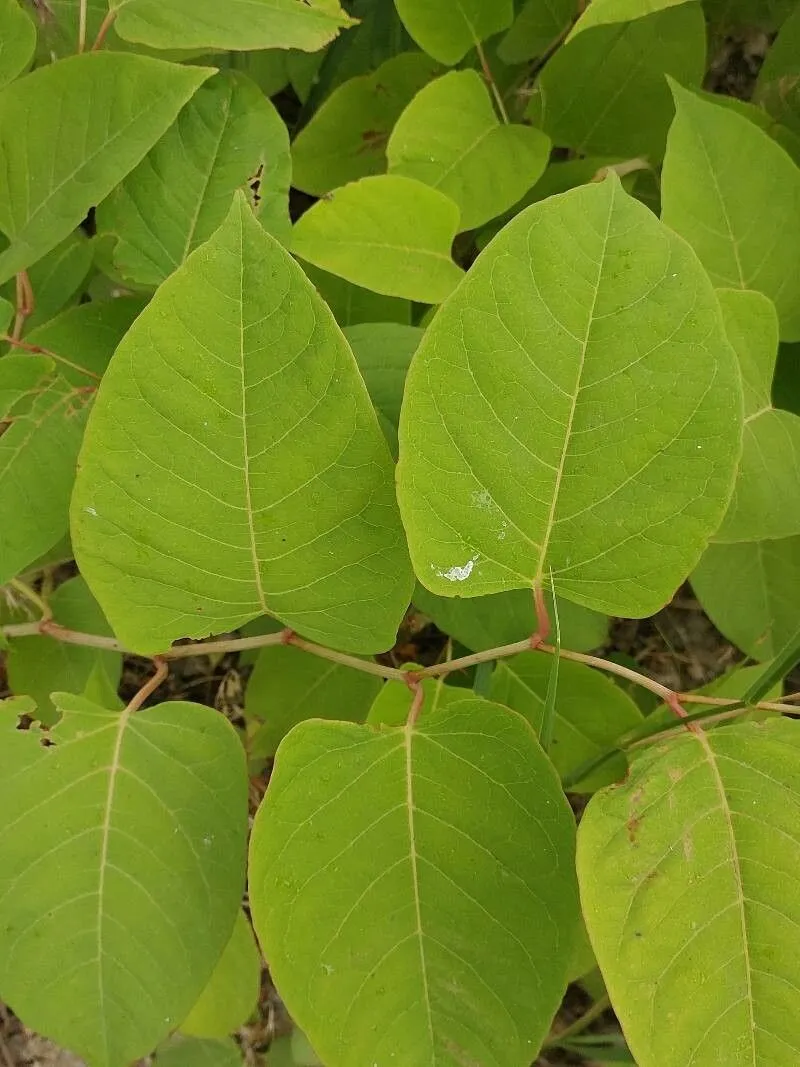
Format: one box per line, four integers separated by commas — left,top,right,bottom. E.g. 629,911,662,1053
92,7,117,50
125,658,168,713
474,40,509,123
544,994,611,1048
3,335,103,382
12,271,33,342
9,578,52,621
78,0,87,52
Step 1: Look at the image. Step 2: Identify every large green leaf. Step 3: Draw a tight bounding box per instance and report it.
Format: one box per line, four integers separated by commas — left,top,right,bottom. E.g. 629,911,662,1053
527,5,705,161
113,0,355,52
0,355,90,585
72,196,413,656
490,652,642,791
0,693,248,1067
180,912,261,1038
245,644,382,758
413,584,608,653
569,0,694,36
6,575,122,725
578,718,800,1067
291,175,464,303
0,53,212,285
0,0,35,89
302,263,412,327
344,323,423,430
249,697,579,1067
393,0,514,65
154,1035,244,1067
396,176,741,618
713,289,800,541
292,53,440,197
97,71,291,287
755,2,800,138
692,537,800,661
497,0,575,64
662,81,800,341
387,69,551,231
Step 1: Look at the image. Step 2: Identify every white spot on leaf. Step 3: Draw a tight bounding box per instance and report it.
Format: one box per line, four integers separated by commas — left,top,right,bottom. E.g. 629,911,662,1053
436,556,478,582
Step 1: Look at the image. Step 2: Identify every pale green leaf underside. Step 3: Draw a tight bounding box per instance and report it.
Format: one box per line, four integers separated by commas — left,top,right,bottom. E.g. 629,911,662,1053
0,53,212,285
396,176,741,619
394,0,514,65
569,0,694,37
0,0,35,89
291,53,441,197
113,0,355,52
692,537,800,661
97,71,291,287
715,289,800,542
0,695,248,1067
387,69,551,231
490,652,642,791
245,643,382,758
578,719,800,1067
291,175,464,304
662,81,800,341
180,912,260,1039
249,699,579,1067
0,356,90,585
72,196,413,656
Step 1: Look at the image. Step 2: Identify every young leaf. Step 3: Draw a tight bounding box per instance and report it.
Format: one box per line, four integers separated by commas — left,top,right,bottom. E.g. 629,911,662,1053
393,0,514,65
154,1035,244,1067
714,289,800,541
387,70,551,231
97,71,291,287
6,575,122,725
578,718,800,1067
491,652,642,791
397,176,741,618
0,694,248,1067
245,644,382,758
249,698,579,1067
72,195,413,656
662,81,800,340
692,537,800,661
497,0,575,64
180,912,261,1039
528,4,705,161
291,175,464,303
0,0,35,89
0,53,212,285
113,0,356,52
291,53,440,197
0,356,90,585
413,584,608,653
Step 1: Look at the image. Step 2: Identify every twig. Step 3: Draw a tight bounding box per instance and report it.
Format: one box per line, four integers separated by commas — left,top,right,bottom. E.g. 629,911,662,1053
474,39,509,123
78,0,87,51
9,578,52,621
406,676,425,727
91,7,116,50
125,657,168,713
3,334,103,382
12,271,33,342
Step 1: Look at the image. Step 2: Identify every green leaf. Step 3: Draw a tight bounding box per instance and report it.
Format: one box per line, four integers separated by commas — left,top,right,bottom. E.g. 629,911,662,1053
154,1035,244,1067
577,718,800,1067
569,0,695,36
249,698,579,1067
755,2,800,138
291,53,440,197
0,693,248,1067
413,584,608,653
22,297,148,386
397,176,741,618
113,0,356,52
344,322,423,429
490,652,642,791
387,69,551,231
6,575,122,725
692,537,800,661
393,0,514,65
97,71,291,287
72,195,413,656
713,289,800,541
662,81,800,341
365,669,461,726
303,263,412,326
0,0,35,90
527,4,705,161
0,294,12,335
0,356,90,585
704,0,796,31
0,53,212,286
17,231,95,333
180,912,261,1038
291,175,464,303
497,0,575,64
245,644,382,758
